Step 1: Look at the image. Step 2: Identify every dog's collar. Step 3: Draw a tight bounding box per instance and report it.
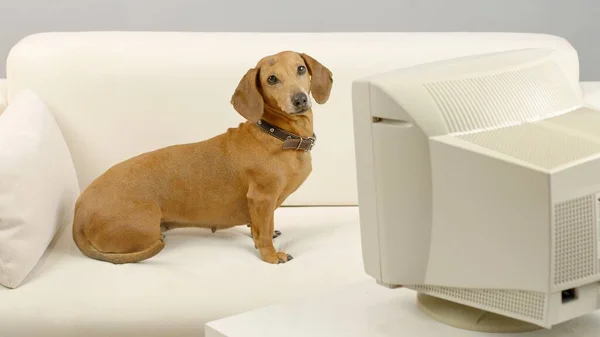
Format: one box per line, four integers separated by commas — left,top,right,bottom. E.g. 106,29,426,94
255,119,316,152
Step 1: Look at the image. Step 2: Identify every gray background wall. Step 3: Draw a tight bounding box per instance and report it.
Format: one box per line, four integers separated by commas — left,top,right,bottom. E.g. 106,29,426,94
0,0,598,79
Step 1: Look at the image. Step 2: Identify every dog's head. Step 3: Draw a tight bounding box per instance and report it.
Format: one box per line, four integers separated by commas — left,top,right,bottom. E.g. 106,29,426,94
231,51,333,122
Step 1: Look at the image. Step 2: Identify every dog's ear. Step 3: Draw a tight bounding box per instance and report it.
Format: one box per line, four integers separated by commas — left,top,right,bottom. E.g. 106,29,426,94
300,53,333,104
231,67,264,122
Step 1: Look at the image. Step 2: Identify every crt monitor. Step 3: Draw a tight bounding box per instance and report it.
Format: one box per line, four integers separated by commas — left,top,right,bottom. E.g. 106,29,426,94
351,48,600,331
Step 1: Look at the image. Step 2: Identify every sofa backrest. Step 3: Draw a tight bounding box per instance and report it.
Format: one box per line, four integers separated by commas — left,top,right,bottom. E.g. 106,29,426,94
5,32,579,206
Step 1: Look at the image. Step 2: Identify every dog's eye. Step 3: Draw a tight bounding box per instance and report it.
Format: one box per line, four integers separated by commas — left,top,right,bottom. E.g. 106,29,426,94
267,75,278,85
298,66,307,75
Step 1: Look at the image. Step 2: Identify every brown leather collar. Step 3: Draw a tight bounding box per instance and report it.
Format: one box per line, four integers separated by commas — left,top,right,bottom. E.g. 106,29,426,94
256,119,316,152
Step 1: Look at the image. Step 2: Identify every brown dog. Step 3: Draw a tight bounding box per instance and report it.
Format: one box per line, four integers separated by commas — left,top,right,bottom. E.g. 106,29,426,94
72,51,333,264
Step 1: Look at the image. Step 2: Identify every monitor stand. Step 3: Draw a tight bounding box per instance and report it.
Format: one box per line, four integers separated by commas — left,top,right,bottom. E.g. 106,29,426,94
417,293,543,333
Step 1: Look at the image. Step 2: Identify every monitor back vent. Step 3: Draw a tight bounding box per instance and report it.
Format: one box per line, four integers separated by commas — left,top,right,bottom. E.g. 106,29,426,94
407,285,547,324
553,195,599,286
424,61,579,134
457,122,600,169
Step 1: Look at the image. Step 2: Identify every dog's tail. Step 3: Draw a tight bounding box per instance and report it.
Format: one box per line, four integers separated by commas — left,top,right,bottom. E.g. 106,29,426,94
72,206,165,264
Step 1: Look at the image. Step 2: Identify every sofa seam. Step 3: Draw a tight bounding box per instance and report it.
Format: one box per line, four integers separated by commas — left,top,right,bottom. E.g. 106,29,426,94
0,255,11,288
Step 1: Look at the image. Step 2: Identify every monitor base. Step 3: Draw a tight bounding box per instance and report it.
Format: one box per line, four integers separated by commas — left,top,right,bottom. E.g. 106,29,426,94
416,293,542,333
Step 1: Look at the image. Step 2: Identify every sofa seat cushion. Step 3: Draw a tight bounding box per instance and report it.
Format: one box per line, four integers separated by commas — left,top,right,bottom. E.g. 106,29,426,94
0,206,368,337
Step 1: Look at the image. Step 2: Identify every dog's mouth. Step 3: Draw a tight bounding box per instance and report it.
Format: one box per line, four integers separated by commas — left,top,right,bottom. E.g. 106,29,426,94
291,107,310,114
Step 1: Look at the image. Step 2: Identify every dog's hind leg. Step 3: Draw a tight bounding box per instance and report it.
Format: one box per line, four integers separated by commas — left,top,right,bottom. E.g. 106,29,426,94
248,223,281,239
83,210,165,264
250,231,281,239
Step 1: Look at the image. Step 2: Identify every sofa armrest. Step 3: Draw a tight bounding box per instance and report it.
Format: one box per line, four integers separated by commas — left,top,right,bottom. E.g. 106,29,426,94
581,81,600,109
0,79,6,115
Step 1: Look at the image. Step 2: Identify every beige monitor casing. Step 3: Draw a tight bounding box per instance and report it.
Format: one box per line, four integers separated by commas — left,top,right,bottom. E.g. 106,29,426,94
351,48,600,328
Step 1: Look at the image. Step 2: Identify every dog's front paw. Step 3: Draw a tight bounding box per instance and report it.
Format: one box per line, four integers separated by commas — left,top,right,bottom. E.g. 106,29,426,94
262,251,293,264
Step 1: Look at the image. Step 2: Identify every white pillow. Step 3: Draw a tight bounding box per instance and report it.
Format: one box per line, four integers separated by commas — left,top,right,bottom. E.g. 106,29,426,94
0,90,80,288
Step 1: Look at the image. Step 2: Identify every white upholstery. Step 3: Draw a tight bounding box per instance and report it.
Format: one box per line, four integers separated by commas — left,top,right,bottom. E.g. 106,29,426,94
0,32,587,336
0,79,7,114
5,32,580,206
582,81,600,109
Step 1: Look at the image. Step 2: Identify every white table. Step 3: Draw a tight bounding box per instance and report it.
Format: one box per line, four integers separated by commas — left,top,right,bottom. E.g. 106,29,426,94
205,281,600,337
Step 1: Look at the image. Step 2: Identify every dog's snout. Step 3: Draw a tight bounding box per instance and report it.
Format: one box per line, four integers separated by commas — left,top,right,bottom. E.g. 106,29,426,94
292,92,308,109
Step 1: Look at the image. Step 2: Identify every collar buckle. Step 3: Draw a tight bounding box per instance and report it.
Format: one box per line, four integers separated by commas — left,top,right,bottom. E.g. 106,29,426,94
296,137,315,151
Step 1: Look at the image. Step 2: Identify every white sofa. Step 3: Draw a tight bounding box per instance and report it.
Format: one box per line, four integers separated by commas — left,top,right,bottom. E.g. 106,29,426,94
0,32,599,337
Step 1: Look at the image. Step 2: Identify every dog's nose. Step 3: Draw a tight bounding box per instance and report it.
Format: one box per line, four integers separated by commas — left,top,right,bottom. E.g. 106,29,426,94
292,93,308,109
